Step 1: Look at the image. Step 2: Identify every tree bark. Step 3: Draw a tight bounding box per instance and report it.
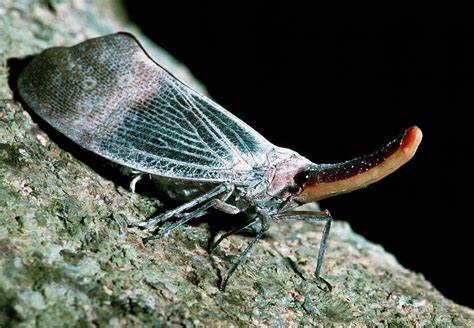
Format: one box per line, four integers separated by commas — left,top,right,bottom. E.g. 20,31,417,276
1,0,472,326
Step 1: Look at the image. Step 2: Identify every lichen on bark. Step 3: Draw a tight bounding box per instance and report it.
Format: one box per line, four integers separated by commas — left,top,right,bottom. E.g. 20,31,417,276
1,0,473,326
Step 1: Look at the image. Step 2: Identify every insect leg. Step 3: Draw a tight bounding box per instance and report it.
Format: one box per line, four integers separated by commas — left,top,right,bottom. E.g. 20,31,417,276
220,209,269,291
144,185,239,241
127,169,148,193
129,174,143,193
174,185,239,219
273,210,332,288
126,183,233,229
208,217,259,253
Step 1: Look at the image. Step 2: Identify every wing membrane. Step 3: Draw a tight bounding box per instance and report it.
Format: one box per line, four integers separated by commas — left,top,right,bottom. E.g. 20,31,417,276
18,33,273,182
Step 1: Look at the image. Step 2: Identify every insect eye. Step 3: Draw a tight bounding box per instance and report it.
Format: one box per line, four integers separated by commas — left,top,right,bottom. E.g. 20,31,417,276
294,170,311,186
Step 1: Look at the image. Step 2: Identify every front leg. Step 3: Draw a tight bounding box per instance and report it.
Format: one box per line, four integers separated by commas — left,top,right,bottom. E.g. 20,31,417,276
273,209,332,290
219,209,270,290
208,217,259,253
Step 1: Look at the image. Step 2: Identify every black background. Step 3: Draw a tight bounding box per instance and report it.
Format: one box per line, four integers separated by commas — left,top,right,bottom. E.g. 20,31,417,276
124,1,473,308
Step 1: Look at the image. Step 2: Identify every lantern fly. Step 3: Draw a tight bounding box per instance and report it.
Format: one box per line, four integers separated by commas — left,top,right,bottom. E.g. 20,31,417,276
17,32,423,290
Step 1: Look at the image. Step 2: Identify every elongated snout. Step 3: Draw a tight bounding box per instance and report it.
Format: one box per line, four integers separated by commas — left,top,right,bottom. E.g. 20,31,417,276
293,126,423,203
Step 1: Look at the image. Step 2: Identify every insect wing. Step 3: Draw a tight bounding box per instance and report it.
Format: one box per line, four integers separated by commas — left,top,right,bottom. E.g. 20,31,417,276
18,33,272,182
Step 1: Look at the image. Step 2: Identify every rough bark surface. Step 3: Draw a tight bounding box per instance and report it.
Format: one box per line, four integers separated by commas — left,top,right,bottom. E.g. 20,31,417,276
1,1,472,326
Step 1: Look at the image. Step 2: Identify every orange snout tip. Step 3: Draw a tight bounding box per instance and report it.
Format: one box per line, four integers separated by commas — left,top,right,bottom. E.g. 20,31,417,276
401,125,423,159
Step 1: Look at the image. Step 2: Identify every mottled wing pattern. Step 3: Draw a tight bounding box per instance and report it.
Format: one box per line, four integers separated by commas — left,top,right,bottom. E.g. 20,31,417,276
18,33,273,182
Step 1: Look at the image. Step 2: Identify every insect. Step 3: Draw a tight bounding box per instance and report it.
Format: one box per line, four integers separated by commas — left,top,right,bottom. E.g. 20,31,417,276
17,32,422,290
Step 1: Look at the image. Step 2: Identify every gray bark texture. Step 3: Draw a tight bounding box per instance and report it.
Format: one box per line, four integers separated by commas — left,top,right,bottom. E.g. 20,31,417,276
1,1,473,326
